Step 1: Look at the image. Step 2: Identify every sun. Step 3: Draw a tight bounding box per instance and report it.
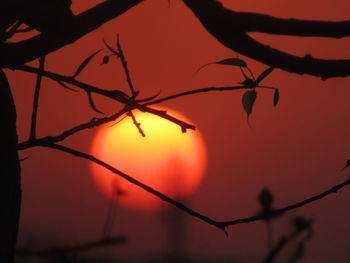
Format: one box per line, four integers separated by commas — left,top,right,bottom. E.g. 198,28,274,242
90,107,207,210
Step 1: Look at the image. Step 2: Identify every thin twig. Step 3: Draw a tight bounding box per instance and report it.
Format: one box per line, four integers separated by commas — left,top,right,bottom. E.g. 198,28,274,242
42,143,228,234
16,236,126,256
144,85,248,106
32,142,350,236
30,56,45,140
219,177,350,227
18,107,130,150
128,111,146,137
115,35,138,97
13,65,195,132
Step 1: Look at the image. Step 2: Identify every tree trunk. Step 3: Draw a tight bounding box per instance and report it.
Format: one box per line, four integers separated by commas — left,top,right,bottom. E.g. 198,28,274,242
0,69,21,263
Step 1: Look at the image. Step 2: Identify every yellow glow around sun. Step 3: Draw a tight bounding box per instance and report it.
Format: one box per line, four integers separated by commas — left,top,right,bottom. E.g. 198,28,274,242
90,108,207,210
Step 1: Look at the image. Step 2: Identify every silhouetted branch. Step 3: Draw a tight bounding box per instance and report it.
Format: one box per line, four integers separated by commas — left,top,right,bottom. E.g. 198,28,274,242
12,65,195,132
182,0,350,79
263,217,313,263
18,107,129,150
104,36,138,97
26,142,349,236
16,236,126,256
128,111,146,137
219,177,350,227
1,0,144,67
41,143,228,234
30,56,45,140
145,85,250,106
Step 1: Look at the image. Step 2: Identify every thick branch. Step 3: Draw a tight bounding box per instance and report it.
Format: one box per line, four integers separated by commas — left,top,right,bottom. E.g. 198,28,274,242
182,0,350,79
237,13,350,38
198,2,350,38
0,0,144,67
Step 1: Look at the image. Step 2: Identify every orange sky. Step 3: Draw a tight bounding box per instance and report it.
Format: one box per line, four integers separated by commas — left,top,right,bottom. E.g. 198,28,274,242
8,0,350,262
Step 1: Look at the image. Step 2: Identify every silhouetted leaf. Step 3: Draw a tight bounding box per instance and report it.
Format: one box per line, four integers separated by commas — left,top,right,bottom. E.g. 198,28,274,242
109,90,130,102
57,81,78,92
273,89,279,107
87,91,104,114
242,90,257,117
258,188,274,211
217,58,247,67
195,58,247,74
101,56,110,65
72,49,102,78
256,66,274,84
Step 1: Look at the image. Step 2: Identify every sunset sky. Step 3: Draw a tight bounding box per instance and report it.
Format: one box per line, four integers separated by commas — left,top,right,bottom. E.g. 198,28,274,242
6,0,350,262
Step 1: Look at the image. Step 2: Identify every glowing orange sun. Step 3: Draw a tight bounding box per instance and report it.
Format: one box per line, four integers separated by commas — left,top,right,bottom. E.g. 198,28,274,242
90,107,207,210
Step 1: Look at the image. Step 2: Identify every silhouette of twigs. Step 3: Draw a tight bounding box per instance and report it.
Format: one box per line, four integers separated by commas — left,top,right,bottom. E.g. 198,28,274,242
1,0,349,78
15,236,126,256
13,64,195,132
263,217,313,263
104,35,138,98
182,0,350,79
38,142,350,236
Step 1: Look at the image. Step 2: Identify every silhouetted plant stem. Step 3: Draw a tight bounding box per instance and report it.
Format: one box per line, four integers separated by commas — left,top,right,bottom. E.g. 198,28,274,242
42,143,229,234
16,236,126,256
30,56,45,140
266,221,273,252
31,142,350,235
0,70,21,263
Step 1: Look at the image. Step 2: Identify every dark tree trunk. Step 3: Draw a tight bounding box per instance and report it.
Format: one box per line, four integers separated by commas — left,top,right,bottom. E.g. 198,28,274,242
0,69,21,263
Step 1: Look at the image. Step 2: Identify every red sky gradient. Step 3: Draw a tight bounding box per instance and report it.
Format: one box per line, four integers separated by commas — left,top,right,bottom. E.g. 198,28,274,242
6,0,350,262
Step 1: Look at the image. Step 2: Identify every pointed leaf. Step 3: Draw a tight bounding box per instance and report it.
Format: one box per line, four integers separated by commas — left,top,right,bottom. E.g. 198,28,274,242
109,90,130,102
72,49,102,78
57,81,78,92
217,58,247,67
101,56,110,65
242,90,257,116
256,66,274,84
273,89,279,107
195,58,247,74
87,91,104,114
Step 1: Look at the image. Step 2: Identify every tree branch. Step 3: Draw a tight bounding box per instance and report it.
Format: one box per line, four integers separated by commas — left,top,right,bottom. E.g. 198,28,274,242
219,177,350,227
12,65,195,132
16,236,126,256
41,143,227,234
25,142,349,236
0,0,144,67
182,0,350,79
